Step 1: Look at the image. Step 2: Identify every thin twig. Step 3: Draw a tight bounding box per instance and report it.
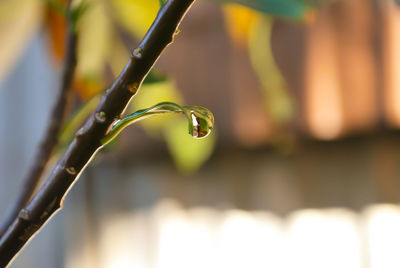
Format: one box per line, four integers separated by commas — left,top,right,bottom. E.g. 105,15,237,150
0,2,77,238
0,0,195,266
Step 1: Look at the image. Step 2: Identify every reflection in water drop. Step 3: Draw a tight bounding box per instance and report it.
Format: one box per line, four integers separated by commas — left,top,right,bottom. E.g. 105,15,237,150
187,106,214,139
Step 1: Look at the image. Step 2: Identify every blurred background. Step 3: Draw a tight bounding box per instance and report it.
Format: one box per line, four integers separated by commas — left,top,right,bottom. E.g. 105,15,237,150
1,0,400,267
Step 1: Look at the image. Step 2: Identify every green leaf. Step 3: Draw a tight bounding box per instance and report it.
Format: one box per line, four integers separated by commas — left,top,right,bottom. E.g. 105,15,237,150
164,118,216,173
101,102,214,145
215,0,314,18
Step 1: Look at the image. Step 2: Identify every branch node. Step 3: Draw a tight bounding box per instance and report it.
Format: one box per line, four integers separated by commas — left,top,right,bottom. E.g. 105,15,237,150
94,111,107,123
132,47,144,59
76,127,85,137
65,166,78,175
127,83,139,94
18,209,31,221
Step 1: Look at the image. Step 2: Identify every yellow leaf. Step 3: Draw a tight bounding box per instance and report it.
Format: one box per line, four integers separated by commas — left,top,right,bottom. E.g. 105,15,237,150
164,118,216,173
75,0,112,88
0,0,43,83
222,3,260,47
248,17,294,123
111,0,158,39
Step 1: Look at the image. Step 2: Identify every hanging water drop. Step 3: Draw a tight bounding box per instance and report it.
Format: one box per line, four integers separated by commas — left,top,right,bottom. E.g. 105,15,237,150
186,106,214,138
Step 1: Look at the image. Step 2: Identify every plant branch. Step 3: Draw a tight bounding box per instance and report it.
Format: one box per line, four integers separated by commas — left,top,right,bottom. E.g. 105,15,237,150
0,1,77,239
0,0,195,266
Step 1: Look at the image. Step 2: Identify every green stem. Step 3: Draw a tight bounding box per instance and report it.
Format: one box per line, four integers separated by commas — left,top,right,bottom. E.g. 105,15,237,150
101,102,214,145
102,102,188,145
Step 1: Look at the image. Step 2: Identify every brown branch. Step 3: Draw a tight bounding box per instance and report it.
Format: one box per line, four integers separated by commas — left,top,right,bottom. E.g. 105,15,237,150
0,3,77,239
0,0,195,266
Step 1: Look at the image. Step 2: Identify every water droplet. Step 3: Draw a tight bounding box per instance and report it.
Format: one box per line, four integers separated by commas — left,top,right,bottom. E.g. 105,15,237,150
186,106,214,138
127,83,139,94
133,47,143,59
95,111,106,123
66,166,77,175
19,209,31,220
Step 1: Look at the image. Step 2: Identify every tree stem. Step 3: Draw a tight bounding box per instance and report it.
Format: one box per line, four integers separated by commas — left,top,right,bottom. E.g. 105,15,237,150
0,0,195,266
0,2,77,239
